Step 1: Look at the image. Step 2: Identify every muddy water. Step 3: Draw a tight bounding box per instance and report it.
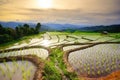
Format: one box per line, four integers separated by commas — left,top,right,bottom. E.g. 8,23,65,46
0,61,36,80
68,44,120,78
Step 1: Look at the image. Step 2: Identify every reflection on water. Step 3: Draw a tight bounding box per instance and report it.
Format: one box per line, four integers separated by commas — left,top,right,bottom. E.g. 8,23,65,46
0,61,36,80
68,44,120,77
0,48,49,59
41,40,51,47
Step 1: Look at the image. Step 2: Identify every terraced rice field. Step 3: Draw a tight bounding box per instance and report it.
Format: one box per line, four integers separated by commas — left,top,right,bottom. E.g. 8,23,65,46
68,44,120,78
4,32,117,49
0,32,120,80
0,61,36,80
63,45,88,51
0,48,49,59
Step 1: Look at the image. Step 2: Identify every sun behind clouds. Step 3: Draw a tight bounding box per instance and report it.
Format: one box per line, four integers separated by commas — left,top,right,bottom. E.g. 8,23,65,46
37,0,53,9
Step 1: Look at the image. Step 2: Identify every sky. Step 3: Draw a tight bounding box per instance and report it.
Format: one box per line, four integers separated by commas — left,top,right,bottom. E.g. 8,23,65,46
0,0,120,25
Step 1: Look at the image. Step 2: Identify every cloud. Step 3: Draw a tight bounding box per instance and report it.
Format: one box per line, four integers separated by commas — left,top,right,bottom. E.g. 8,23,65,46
9,8,119,25
1,7,120,25
0,0,120,25
0,0,10,5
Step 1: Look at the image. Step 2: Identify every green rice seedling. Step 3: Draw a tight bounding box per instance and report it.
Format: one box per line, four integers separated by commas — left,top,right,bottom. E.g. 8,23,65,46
91,71,95,76
28,66,33,73
21,56,24,64
26,69,31,80
3,59,7,68
7,71,12,80
0,65,5,76
25,61,29,68
12,58,17,74
6,63,13,80
22,71,28,80
68,44,120,78
21,65,25,73
106,67,110,72
87,71,90,75
97,70,101,75
87,66,90,71
3,61,13,80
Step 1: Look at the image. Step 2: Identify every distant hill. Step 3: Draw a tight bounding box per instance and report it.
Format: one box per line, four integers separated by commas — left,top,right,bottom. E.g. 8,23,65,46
0,21,120,32
42,23,86,31
0,21,86,31
0,21,35,28
80,25,120,33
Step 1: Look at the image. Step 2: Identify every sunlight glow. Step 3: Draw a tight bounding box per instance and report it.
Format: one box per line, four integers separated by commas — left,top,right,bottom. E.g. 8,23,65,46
41,40,51,47
37,0,53,9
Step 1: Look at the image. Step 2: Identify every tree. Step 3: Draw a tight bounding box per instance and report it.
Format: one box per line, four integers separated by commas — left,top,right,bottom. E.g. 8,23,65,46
35,23,41,34
0,22,42,44
5,28,17,39
0,34,13,43
0,24,4,34
15,25,23,38
23,24,30,35
29,27,35,34
0,24,2,29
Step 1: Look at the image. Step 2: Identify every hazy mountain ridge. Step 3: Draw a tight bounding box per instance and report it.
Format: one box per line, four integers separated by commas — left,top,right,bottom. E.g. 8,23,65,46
0,21,35,28
0,21,86,31
0,21,120,32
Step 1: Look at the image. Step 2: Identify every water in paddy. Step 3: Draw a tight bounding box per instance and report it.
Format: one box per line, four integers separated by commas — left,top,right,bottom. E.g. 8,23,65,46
68,44,120,78
63,45,88,51
0,61,36,80
0,48,49,59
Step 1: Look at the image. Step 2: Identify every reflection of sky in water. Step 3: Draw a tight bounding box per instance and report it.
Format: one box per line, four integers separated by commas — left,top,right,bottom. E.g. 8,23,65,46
0,61,36,80
41,40,51,47
68,44,120,77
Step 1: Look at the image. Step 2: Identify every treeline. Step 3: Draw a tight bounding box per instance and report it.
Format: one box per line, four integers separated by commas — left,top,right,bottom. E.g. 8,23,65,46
0,23,41,44
81,24,120,33
95,25,120,33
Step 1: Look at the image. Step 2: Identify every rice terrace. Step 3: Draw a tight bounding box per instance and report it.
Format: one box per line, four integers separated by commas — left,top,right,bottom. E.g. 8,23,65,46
0,31,120,80
0,0,120,80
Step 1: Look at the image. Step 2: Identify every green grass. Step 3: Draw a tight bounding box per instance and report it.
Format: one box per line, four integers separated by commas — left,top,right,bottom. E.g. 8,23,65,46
110,33,120,38
43,48,78,80
43,61,62,80
48,31,120,41
48,31,100,36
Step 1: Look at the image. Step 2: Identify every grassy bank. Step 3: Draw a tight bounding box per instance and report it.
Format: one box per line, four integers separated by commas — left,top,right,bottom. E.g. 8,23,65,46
43,48,78,80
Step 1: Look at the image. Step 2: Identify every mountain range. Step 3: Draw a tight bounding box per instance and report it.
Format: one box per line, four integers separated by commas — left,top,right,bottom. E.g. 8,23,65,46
0,21,120,32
